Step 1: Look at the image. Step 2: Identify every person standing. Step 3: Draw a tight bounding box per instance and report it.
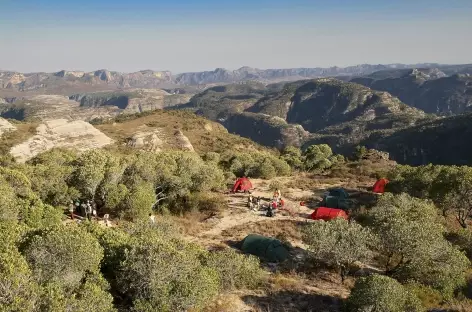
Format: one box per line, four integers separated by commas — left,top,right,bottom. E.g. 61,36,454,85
103,214,110,227
68,200,75,220
149,213,156,224
81,201,88,219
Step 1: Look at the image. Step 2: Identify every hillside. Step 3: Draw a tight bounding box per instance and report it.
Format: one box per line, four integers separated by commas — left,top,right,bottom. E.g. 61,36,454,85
187,82,269,120
95,109,270,154
361,113,472,165
352,69,472,115
222,112,309,149
0,110,270,163
0,89,191,122
195,78,431,150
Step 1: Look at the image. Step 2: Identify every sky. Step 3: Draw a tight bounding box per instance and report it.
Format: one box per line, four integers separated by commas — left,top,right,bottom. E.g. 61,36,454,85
0,0,471,73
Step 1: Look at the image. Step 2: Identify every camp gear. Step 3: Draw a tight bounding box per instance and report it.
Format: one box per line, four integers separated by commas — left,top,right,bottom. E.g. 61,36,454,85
373,178,389,194
266,206,275,217
232,177,253,193
321,188,352,210
241,234,289,262
326,188,349,199
311,207,348,221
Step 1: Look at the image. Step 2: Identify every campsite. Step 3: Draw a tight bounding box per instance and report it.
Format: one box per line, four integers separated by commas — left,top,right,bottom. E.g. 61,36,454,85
2,139,472,312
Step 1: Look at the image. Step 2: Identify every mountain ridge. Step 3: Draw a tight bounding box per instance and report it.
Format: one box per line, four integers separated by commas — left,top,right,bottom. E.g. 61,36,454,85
3,63,472,97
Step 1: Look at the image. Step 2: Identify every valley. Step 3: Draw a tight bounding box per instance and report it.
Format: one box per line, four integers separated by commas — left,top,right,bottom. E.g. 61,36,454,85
2,63,472,312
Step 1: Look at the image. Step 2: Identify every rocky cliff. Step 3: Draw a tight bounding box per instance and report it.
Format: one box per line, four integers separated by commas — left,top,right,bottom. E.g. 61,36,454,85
0,89,191,122
188,82,268,120
222,112,309,149
70,89,190,113
10,119,114,162
361,113,472,165
352,69,472,115
0,118,16,137
182,78,431,150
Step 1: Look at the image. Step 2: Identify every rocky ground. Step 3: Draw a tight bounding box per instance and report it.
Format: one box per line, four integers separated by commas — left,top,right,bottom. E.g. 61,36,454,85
10,119,114,162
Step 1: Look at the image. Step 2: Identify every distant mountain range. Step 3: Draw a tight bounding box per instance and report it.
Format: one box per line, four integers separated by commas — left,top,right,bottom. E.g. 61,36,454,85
2,63,472,97
3,63,472,166
351,68,472,115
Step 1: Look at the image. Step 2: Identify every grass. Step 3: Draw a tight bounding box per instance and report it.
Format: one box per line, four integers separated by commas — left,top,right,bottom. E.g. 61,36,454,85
96,109,271,154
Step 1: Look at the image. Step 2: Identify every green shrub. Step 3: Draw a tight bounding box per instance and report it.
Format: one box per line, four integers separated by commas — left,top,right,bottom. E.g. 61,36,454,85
346,274,425,312
368,193,470,298
303,218,375,282
203,249,264,291
116,232,219,312
23,225,104,289
405,283,444,309
0,244,40,311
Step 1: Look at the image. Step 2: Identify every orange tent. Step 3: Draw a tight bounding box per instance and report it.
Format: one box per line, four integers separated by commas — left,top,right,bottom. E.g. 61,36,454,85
373,178,389,194
232,177,253,193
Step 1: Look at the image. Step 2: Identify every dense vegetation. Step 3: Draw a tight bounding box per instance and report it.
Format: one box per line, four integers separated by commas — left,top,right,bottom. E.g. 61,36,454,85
2,134,472,311
0,146,279,311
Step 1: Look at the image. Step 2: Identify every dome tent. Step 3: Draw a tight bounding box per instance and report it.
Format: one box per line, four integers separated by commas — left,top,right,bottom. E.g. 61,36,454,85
241,234,289,262
232,177,253,193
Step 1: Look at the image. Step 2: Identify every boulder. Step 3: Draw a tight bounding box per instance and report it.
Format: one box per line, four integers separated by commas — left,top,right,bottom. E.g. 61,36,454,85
10,119,113,162
0,118,16,137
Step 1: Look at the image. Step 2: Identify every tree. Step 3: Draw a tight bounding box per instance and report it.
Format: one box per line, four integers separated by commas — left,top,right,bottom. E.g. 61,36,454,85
387,164,442,199
303,144,333,171
255,158,277,179
354,145,367,160
0,245,40,311
346,274,425,312
368,193,470,298
23,225,104,289
121,182,156,221
71,150,109,199
116,227,220,312
367,193,442,274
303,218,374,282
431,166,472,228
281,146,304,170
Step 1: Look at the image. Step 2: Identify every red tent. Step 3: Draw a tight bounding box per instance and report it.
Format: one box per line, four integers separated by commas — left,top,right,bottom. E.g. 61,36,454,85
232,177,253,193
311,207,348,221
373,178,389,194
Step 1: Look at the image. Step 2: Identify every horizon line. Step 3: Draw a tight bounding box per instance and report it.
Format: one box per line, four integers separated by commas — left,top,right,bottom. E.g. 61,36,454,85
1,61,471,75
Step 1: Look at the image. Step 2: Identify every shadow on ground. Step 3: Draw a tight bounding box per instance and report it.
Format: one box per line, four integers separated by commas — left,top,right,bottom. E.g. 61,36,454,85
243,290,343,312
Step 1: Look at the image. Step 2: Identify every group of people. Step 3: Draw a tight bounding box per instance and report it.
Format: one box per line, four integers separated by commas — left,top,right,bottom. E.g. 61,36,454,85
68,199,98,221
246,189,283,217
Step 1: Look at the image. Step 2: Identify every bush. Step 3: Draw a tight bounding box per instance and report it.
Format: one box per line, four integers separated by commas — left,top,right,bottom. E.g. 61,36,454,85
116,230,220,312
223,150,291,179
405,283,444,309
0,245,40,311
255,158,277,179
368,193,470,298
346,274,425,312
203,249,264,291
303,218,375,282
23,225,104,289
281,146,303,170
303,144,333,171
167,192,227,217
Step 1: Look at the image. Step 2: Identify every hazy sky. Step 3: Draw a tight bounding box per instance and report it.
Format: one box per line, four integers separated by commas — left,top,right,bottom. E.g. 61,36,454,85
1,0,471,73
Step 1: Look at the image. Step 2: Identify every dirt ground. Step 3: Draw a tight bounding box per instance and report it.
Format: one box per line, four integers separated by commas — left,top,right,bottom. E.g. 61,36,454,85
189,177,375,312
66,175,376,311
